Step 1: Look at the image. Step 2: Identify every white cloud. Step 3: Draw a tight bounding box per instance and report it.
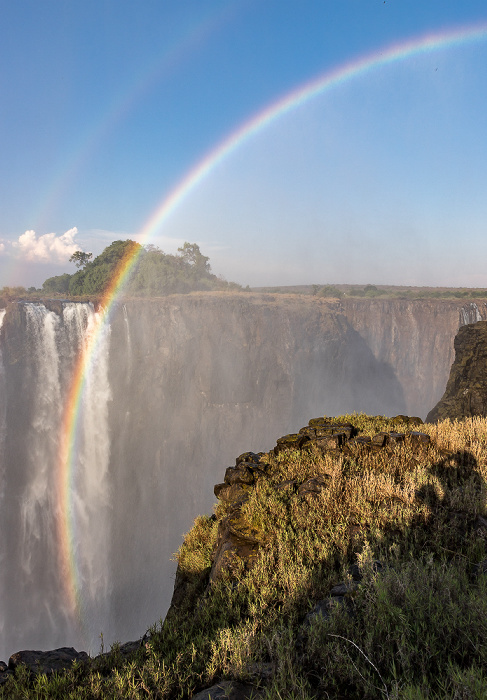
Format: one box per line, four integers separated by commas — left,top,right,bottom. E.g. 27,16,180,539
12,227,80,263
0,242,5,253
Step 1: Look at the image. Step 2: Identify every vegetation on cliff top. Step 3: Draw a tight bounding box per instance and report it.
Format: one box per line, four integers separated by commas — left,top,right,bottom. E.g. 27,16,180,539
0,240,243,302
43,240,243,297
2,414,487,699
3,244,487,304
258,283,487,300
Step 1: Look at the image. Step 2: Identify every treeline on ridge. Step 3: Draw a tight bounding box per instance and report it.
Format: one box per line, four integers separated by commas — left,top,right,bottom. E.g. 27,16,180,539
261,283,487,299
40,240,243,297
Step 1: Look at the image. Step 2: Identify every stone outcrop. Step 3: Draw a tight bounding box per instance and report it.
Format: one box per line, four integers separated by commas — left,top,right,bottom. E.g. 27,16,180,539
190,680,261,700
210,415,429,583
0,639,147,686
427,321,487,422
0,647,89,685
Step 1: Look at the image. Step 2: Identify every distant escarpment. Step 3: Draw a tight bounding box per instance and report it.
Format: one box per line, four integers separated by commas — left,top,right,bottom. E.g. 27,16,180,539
427,320,487,422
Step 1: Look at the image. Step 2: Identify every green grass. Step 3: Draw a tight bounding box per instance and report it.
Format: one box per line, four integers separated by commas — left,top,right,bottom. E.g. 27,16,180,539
2,415,487,698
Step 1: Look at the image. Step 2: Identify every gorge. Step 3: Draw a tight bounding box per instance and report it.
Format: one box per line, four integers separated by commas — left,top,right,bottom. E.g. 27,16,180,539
0,293,485,662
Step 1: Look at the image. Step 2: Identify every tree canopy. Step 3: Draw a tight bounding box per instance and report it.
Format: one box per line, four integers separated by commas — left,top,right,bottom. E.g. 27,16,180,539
69,251,93,268
40,240,241,297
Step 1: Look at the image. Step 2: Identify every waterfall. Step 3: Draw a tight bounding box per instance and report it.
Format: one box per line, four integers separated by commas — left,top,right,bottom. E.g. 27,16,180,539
62,303,112,645
0,303,112,658
122,303,132,381
459,302,483,326
0,309,6,461
15,304,64,653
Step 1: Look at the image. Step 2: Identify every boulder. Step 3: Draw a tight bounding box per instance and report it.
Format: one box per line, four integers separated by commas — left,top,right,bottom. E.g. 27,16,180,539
190,680,260,700
409,431,430,447
214,482,249,504
274,433,310,455
371,432,390,448
209,508,265,584
224,465,255,486
8,647,88,675
298,475,330,498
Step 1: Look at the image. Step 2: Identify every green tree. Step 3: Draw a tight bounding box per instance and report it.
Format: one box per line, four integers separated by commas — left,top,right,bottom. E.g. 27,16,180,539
68,240,141,295
317,285,344,298
36,238,241,298
42,273,72,294
177,242,210,273
69,250,93,268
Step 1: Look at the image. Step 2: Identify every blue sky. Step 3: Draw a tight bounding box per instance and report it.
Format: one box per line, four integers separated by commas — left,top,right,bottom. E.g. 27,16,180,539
1,0,487,288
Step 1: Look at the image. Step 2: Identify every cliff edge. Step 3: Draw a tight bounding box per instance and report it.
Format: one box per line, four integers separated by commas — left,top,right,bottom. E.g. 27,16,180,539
427,320,487,422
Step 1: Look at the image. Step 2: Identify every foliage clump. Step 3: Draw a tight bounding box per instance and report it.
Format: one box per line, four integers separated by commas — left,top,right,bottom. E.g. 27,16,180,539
39,240,242,298
2,415,487,698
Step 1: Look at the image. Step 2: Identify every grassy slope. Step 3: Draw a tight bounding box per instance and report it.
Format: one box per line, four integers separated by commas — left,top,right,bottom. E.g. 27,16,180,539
2,415,487,699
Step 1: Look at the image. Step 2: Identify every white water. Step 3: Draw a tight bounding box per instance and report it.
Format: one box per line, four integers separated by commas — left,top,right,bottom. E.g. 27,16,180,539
460,302,483,326
0,309,6,462
122,303,132,380
63,304,112,643
0,303,111,658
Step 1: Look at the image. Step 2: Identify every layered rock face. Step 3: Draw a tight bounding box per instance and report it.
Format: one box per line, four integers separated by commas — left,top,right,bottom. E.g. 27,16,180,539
427,320,487,422
339,298,487,416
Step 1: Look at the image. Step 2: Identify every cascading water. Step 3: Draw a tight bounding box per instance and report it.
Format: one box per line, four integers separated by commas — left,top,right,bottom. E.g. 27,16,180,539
122,303,132,381
0,309,6,459
62,303,112,645
459,302,484,326
0,302,111,659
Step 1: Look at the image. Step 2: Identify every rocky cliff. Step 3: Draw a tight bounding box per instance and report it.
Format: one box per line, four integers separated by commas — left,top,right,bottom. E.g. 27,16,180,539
339,297,487,416
427,320,487,422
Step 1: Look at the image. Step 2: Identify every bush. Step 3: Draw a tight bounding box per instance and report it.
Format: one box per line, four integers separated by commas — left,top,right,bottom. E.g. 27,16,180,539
42,273,71,294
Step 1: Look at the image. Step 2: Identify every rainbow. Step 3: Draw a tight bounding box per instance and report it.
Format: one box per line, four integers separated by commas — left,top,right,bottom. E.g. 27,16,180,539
58,22,487,623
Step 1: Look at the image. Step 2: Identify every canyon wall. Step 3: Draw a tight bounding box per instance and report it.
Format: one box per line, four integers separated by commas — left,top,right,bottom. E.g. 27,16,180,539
427,320,487,422
340,298,487,416
0,293,484,660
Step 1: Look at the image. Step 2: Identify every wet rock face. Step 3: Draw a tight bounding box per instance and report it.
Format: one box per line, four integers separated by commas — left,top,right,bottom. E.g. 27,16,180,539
427,321,487,422
339,298,487,417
